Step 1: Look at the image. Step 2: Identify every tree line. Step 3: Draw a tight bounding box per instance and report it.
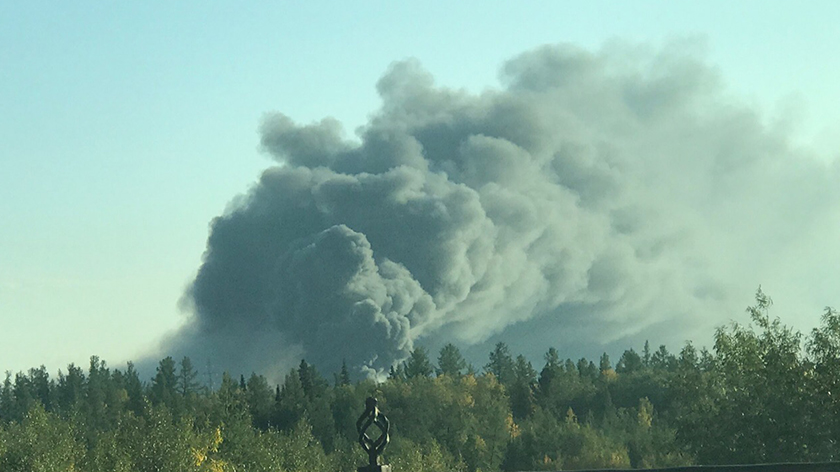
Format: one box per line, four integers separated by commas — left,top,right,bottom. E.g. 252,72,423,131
2,288,840,471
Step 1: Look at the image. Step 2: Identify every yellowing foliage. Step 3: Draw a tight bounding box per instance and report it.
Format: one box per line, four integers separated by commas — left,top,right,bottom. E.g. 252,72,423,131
506,414,520,439
192,426,227,470
638,397,653,429
565,407,578,426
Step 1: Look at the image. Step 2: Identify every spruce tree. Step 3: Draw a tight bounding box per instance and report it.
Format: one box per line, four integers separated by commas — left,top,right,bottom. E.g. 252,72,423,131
177,357,199,397
150,356,178,409
405,347,434,378
335,359,351,386
437,343,467,377
485,342,515,385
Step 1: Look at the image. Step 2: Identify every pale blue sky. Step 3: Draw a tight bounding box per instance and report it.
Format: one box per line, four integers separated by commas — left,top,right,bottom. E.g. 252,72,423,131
2,1,839,375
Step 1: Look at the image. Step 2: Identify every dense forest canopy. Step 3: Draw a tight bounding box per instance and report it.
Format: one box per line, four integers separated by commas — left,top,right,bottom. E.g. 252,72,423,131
2,289,840,471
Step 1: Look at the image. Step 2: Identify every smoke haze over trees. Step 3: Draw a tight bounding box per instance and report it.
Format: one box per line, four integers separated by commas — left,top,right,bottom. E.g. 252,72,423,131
158,41,840,379
3,292,840,470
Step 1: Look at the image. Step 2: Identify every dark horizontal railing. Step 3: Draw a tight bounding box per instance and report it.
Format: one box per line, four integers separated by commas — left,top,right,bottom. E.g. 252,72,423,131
524,462,840,472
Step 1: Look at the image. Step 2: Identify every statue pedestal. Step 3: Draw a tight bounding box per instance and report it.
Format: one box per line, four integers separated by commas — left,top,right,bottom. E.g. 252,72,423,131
358,465,390,472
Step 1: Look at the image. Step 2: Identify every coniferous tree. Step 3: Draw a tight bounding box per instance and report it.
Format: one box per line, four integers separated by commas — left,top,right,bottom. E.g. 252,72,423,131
388,363,406,381
149,356,178,410
56,364,85,415
510,355,537,419
577,357,599,381
599,352,612,372
216,372,249,424
538,347,561,398
651,345,676,371
486,342,515,385
564,358,577,374
84,356,120,436
616,349,643,374
299,360,313,395
28,366,54,413
437,343,467,377
405,347,434,378
176,357,199,398
124,361,145,416
11,372,36,422
245,373,274,429
84,356,108,413
335,359,352,386
0,373,14,421
298,359,328,400
274,368,306,430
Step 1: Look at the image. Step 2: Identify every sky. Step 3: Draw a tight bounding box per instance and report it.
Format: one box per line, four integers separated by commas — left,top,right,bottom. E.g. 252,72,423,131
2,2,839,379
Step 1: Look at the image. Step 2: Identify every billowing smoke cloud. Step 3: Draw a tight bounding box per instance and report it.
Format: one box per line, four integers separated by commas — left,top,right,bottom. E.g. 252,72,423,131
160,41,840,379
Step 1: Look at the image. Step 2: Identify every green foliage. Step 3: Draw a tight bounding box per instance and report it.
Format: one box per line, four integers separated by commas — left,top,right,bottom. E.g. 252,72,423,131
270,420,331,472
246,373,275,430
1,287,839,471
405,347,435,379
485,342,515,385
509,355,537,420
616,349,643,374
335,359,352,386
504,406,630,471
388,437,466,472
0,373,14,422
537,349,597,422
373,373,513,472
178,357,201,398
599,352,612,373
123,362,146,416
674,287,820,464
437,343,468,377
274,368,307,431
0,404,82,472
57,363,85,416
150,356,180,412
808,306,840,457
299,360,329,400
624,397,691,468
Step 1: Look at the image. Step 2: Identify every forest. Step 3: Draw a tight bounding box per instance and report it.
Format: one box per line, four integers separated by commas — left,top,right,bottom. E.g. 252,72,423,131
2,289,840,472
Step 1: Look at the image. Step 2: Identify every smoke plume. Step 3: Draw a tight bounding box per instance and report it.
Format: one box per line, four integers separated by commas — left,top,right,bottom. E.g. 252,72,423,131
160,41,840,379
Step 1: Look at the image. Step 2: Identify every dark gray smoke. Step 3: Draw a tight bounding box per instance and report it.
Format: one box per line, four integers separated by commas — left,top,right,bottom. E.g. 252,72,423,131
159,42,840,379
